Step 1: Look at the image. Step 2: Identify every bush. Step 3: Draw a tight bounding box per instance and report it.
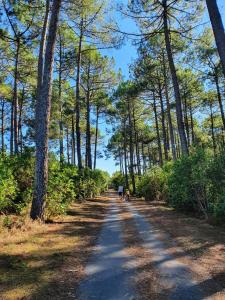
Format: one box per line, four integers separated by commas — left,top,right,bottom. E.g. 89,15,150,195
74,168,110,199
0,151,110,218
110,171,126,190
136,166,168,201
168,150,210,217
0,158,18,213
46,162,78,218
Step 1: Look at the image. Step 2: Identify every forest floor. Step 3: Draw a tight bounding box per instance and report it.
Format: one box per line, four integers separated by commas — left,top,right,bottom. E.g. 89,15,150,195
1,192,225,299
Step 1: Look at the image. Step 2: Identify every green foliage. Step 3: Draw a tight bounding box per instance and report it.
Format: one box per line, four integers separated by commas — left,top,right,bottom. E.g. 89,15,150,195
110,171,126,190
46,163,78,218
74,168,110,199
136,166,168,201
136,149,225,223
0,153,109,218
0,158,18,213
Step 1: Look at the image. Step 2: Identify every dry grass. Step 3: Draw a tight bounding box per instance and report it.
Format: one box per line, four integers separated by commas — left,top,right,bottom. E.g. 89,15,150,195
0,195,109,300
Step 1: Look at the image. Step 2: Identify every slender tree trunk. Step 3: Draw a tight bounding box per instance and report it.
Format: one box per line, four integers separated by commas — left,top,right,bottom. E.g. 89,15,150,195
206,0,225,78
1,101,5,153
94,106,99,170
66,124,70,164
85,61,92,169
162,52,176,160
210,102,216,155
123,120,129,189
75,20,83,170
162,2,188,155
58,34,64,164
13,39,20,154
153,91,163,166
18,87,25,154
158,80,168,160
10,101,14,155
132,107,141,175
31,0,61,221
128,98,136,193
183,95,190,147
189,103,195,143
71,115,76,165
215,73,225,130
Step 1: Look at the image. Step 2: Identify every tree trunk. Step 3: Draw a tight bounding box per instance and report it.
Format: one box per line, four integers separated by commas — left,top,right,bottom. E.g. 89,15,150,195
66,124,70,164
13,39,20,154
183,95,190,147
132,107,141,175
153,91,163,166
158,79,169,160
163,2,188,155
189,103,195,143
75,20,83,170
18,87,25,154
31,0,61,221
10,100,14,155
85,61,92,169
206,0,225,78
215,73,225,130
58,33,64,164
210,102,216,155
71,115,76,165
162,52,176,160
123,120,129,189
1,101,5,154
128,98,136,194
94,106,99,170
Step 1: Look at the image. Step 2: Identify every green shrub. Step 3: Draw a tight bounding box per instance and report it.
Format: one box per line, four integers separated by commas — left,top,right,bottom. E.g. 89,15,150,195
136,166,168,201
0,158,18,212
168,150,210,217
46,162,77,218
110,171,126,190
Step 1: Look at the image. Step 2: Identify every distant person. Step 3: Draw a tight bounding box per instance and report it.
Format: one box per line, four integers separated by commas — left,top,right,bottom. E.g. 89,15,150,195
118,185,124,198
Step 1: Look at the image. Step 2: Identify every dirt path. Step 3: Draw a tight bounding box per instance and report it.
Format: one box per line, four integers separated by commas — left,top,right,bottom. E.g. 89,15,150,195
77,195,136,300
78,192,216,300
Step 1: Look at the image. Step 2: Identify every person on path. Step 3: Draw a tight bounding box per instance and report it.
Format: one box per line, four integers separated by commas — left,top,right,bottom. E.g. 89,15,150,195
118,185,124,199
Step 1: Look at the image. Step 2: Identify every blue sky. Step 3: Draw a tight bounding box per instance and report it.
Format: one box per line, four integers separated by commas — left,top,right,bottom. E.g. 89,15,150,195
96,0,225,175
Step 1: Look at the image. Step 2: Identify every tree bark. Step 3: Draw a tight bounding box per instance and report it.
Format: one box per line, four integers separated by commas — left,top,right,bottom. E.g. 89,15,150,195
206,0,225,78
153,91,163,166
58,34,64,164
158,79,169,160
75,20,83,170
127,98,136,194
13,39,20,154
94,106,99,170
162,2,188,155
71,115,76,165
31,0,61,221
162,52,176,160
210,102,216,155
215,73,225,130
18,87,25,154
85,60,92,169
123,119,129,189
1,101,5,154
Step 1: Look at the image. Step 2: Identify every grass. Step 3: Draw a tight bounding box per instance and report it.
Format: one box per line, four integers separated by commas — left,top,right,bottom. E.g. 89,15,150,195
0,196,109,300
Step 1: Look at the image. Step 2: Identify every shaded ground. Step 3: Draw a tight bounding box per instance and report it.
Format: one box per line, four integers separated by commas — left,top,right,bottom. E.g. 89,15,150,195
0,196,109,300
1,193,225,300
129,198,225,300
